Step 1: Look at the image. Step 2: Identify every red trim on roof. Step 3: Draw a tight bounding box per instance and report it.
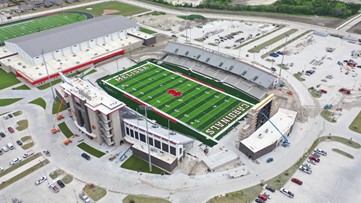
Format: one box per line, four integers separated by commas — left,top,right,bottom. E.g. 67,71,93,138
16,49,125,85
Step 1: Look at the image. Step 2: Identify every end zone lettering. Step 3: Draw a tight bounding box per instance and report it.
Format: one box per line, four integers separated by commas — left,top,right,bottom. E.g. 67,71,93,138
205,103,250,135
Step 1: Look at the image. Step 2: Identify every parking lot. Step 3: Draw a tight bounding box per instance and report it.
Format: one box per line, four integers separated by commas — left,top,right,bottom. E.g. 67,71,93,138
259,141,360,203
268,34,361,106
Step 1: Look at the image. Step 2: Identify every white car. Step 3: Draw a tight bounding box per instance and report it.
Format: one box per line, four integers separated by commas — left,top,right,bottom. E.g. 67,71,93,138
43,149,51,157
35,176,47,185
10,158,22,165
315,148,327,156
280,188,294,198
23,151,34,158
307,159,317,165
299,166,312,174
0,167,4,171
79,192,90,203
48,183,59,193
2,146,8,152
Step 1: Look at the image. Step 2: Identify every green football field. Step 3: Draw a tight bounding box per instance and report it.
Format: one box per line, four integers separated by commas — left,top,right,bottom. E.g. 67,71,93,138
0,13,87,44
103,62,253,139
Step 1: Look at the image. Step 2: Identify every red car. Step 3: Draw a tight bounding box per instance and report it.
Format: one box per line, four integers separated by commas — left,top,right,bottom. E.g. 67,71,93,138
8,127,14,133
258,194,267,201
291,178,303,185
309,156,320,163
320,89,327,94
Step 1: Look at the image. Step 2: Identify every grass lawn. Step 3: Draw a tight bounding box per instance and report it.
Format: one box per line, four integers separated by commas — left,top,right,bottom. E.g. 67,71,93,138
210,136,361,202
52,97,68,114
81,69,97,78
121,156,168,175
238,25,285,49
58,122,74,138
0,159,49,190
37,79,62,90
77,142,105,158
0,98,22,106
0,69,21,90
139,27,157,34
308,87,321,98
178,14,206,20
321,109,336,123
15,119,28,131
62,174,74,184
20,135,32,142
21,141,34,150
13,111,22,116
123,195,171,203
70,1,148,17
83,184,107,201
349,111,361,134
332,148,354,159
293,72,305,81
0,13,87,44
248,29,298,53
29,97,46,109
49,169,65,179
0,153,42,178
12,84,30,90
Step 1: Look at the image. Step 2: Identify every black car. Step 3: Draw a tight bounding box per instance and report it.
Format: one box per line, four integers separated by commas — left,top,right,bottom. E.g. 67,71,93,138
16,140,23,146
0,132,5,138
265,185,276,193
57,180,65,188
255,198,265,203
81,153,91,160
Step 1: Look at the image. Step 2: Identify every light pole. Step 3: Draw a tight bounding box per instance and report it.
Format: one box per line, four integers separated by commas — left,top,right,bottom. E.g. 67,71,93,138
202,30,205,49
139,105,153,172
279,33,289,76
41,49,55,99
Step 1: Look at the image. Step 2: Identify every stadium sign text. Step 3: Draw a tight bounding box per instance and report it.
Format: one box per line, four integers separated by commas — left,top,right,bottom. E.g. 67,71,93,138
205,103,250,135
115,66,148,82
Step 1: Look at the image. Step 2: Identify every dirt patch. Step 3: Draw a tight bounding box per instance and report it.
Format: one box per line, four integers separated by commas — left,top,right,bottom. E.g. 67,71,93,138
347,21,361,34
102,9,119,15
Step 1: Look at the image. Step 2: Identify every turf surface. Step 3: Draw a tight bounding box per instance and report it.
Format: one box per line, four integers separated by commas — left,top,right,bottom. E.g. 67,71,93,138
103,62,253,138
0,13,87,44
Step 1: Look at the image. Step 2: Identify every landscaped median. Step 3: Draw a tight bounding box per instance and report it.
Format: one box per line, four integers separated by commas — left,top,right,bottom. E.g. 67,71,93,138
209,136,360,203
349,111,361,134
0,153,49,190
123,195,171,203
248,29,298,53
77,142,105,158
58,122,74,138
0,98,22,107
29,97,46,109
121,156,168,175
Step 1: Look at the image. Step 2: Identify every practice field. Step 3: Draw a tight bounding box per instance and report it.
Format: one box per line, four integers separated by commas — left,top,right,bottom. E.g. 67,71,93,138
0,13,87,44
102,62,253,140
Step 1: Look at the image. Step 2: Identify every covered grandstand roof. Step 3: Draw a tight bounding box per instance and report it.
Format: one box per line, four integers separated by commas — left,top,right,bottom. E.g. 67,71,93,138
163,42,278,89
5,15,137,57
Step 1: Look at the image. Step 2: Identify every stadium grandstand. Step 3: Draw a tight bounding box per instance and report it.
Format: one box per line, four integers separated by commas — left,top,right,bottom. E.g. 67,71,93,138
0,15,155,85
163,42,278,100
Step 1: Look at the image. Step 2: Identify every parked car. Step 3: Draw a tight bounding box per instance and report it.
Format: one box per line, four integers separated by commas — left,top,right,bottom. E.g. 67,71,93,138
307,159,317,165
265,185,275,193
35,176,47,185
280,188,294,198
299,166,312,174
2,146,9,152
257,194,267,201
309,156,320,163
10,157,22,165
79,192,90,203
291,178,303,185
57,180,65,188
81,153,91,160
48,183,59,193
255,198,265,203
0,132,5,138
311,152,320,158
315,148,327,156
269,53,279,57
0,167,4,171
23,150,34,158
16,140,22,146
7,143,14,150
266,157,273,163
8,127,14,133
276,51,284,55
320,89,327,94
43,149,51,157
0,150,3,155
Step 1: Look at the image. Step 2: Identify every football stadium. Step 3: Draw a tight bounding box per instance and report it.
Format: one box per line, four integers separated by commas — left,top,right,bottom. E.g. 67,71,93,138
98,60,258,146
